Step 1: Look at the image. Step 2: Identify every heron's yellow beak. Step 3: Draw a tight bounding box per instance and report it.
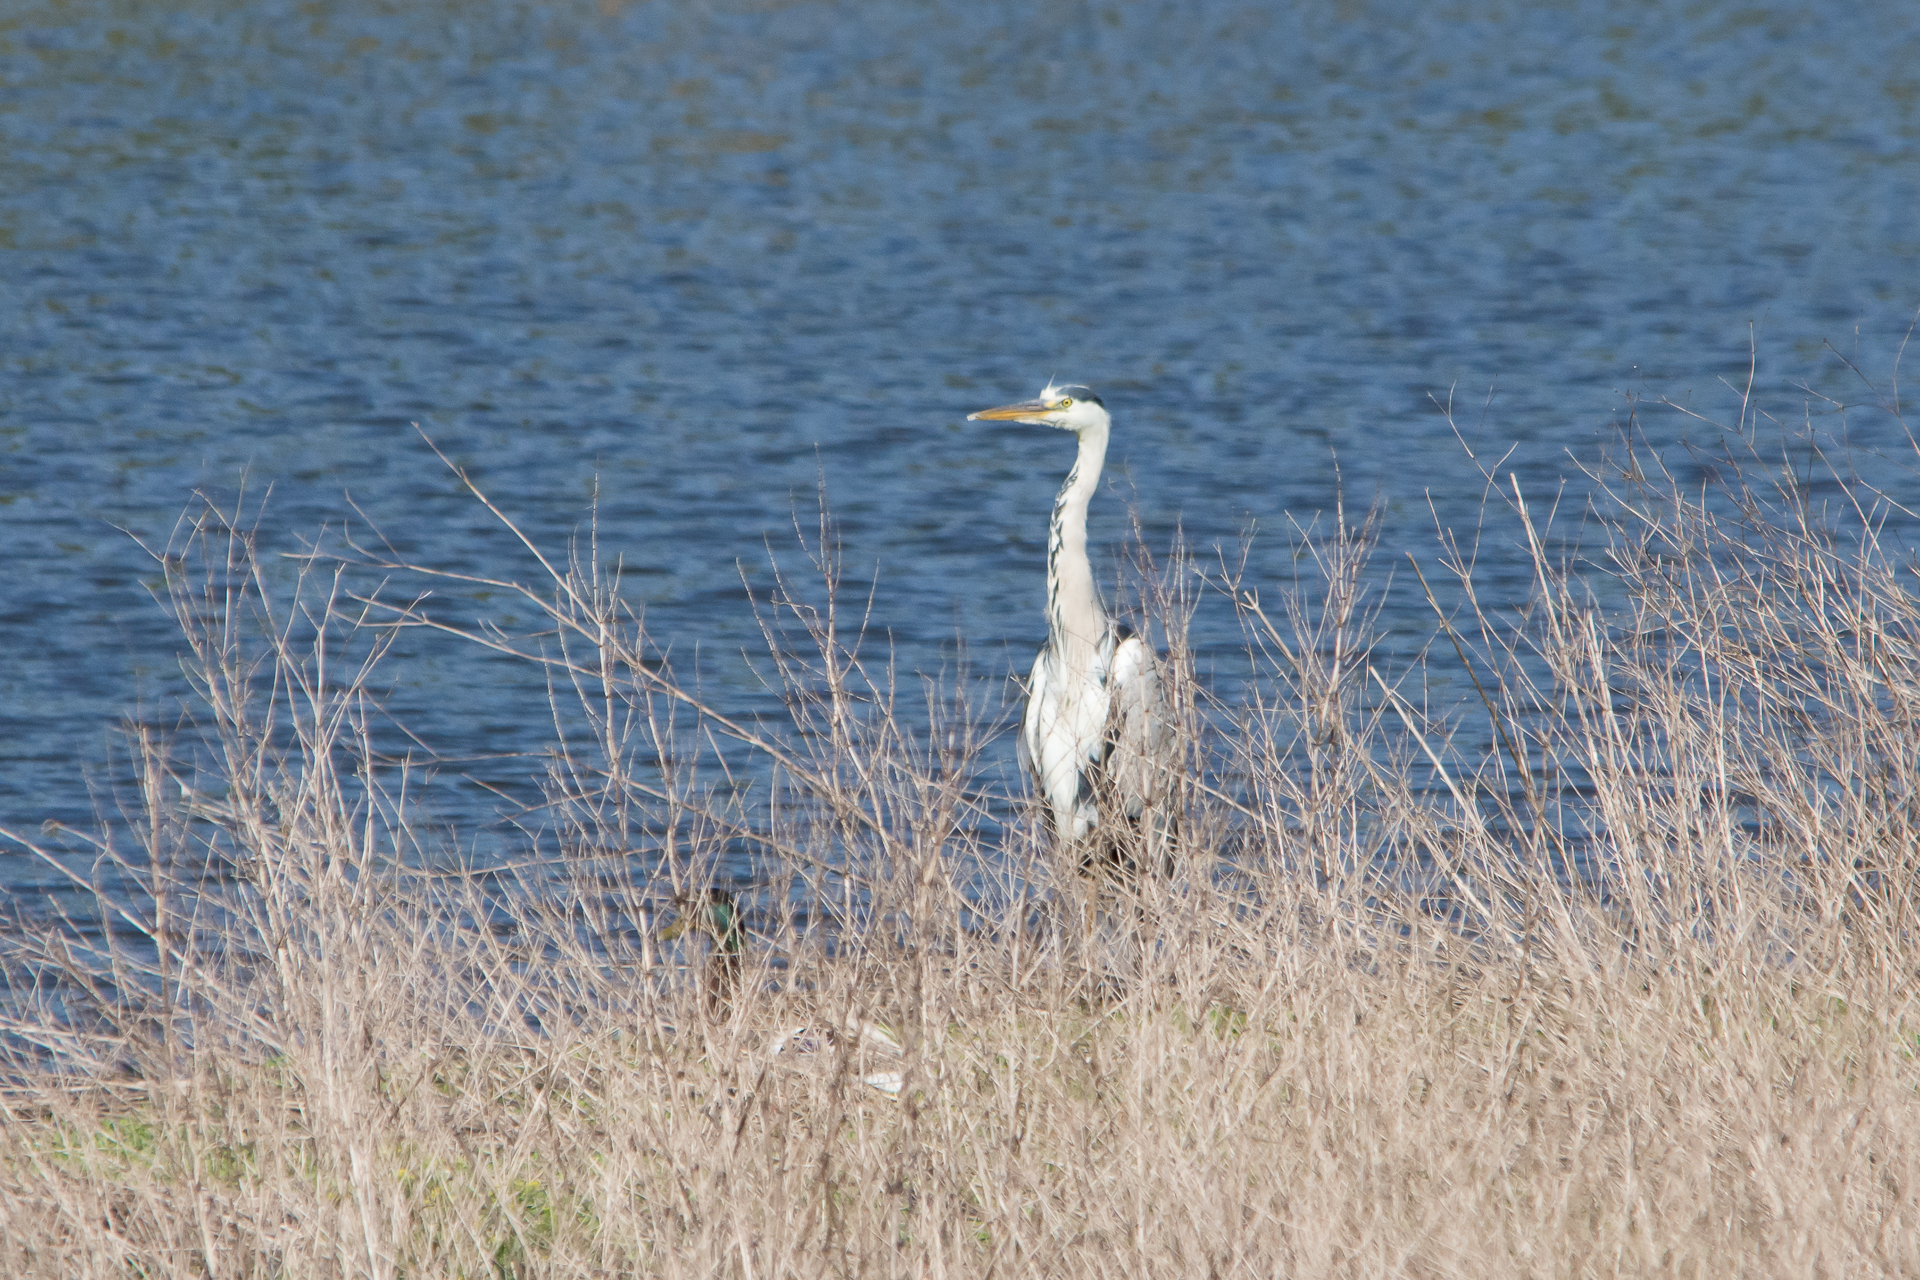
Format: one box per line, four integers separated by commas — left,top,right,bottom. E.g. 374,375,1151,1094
658,914,690,942
967,399,1056,422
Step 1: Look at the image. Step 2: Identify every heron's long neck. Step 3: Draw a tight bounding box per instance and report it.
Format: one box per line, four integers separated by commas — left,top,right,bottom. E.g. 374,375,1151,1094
1047,423,1110,660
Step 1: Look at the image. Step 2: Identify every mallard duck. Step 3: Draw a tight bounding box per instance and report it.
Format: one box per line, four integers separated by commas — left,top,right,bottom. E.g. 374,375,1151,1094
657,889,905,1097
657,888,746,1012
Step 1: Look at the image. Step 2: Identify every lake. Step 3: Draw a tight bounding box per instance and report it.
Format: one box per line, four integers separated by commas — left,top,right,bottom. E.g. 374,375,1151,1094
3,0,1917,894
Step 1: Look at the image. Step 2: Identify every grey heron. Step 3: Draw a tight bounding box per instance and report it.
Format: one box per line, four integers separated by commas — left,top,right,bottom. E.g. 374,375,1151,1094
970,384,1176,879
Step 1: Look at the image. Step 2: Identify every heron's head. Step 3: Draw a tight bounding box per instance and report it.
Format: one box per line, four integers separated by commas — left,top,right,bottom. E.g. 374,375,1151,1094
967,383,1108,434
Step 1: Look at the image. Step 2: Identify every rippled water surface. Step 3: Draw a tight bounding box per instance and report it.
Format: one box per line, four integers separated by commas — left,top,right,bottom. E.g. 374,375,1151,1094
4,0,1918,887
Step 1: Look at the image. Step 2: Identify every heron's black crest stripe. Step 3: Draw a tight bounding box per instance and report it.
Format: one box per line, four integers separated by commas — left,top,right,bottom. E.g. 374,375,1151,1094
1054,384,1103,407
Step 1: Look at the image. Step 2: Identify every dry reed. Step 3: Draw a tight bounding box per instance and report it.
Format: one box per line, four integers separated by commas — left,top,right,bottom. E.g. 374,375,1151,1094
1,411,1917,1279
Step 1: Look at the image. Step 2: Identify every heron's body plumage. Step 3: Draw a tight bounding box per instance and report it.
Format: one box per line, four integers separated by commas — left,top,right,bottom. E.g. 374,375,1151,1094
1020,623,1165,848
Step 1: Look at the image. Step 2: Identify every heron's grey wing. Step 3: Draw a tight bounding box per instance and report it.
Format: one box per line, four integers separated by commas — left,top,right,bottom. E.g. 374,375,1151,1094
1103,630,1172,821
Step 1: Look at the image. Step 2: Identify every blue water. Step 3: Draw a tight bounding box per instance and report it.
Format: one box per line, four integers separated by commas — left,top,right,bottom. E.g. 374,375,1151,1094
3,0,1918,891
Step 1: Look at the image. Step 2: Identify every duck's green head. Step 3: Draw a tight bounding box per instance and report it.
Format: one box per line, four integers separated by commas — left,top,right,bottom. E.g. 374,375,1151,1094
658,889,744,954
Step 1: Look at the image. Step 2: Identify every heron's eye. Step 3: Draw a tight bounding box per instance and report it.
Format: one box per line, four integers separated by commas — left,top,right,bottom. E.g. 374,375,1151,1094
1058,397,1073,407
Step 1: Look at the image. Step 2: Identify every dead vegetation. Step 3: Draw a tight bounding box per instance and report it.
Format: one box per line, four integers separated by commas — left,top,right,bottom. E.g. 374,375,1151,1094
2,404,1918,1278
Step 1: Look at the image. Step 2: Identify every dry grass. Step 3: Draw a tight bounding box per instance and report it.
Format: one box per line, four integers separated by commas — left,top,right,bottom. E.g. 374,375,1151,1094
2,415,1919,1278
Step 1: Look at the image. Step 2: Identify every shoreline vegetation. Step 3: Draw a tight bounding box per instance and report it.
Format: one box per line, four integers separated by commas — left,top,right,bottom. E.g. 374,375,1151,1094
4,395,1920,1277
